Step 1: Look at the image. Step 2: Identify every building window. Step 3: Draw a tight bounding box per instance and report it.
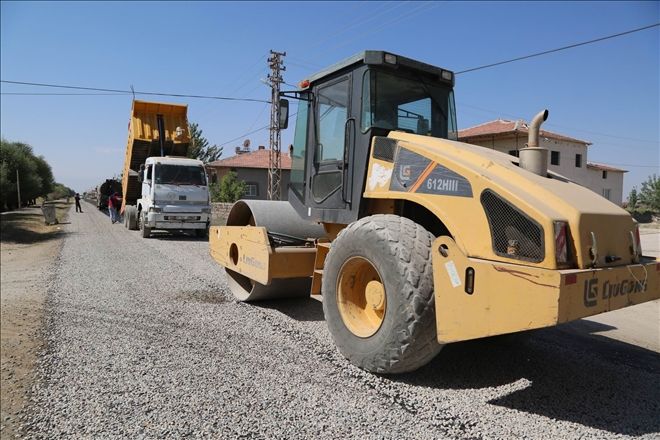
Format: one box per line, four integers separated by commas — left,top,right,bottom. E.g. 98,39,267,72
508,150,519,158
575,154,582,168
551,151,560,166
602,188,611,200
244,183,258,197
602,170,608,179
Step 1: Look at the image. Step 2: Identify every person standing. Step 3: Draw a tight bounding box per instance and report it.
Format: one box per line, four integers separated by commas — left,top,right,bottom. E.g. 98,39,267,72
74,193,83,213
108,192,122,224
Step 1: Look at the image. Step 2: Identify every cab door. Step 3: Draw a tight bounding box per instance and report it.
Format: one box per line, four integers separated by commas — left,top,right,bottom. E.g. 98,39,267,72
308,75,352,210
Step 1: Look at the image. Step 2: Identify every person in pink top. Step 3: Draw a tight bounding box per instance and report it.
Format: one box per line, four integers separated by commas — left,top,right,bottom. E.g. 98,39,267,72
108,192,122,224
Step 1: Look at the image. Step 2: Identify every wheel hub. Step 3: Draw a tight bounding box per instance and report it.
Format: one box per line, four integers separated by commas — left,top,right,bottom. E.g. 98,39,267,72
365,280,385,311
337,256,386,338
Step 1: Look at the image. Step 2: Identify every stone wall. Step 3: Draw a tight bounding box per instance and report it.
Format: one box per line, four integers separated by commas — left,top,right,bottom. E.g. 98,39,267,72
211,202,233,226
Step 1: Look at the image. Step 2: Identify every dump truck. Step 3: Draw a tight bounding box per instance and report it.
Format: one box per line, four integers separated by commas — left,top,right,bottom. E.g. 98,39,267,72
96,178,122,211
209,51,659,374
121,100,211,238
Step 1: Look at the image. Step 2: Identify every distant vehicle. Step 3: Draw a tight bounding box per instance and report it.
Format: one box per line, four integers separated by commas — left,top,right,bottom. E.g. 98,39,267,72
120,100,211,238
96,179,122,211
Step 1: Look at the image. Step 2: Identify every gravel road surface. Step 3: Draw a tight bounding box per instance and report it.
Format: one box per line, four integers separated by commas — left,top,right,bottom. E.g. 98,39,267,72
22,205,660,439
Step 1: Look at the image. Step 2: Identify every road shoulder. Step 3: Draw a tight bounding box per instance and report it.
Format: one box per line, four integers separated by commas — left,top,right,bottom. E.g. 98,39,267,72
0,204,68,438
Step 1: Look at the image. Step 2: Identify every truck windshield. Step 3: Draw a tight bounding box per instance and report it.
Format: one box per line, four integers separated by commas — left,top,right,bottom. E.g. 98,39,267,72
361,69,457,140
155,165,207,186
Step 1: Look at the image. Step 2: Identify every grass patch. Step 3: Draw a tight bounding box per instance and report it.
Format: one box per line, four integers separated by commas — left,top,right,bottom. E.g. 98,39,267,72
0,201,71,244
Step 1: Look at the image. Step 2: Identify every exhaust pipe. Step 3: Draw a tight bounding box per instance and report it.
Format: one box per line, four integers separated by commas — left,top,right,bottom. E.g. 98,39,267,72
519,109,549,176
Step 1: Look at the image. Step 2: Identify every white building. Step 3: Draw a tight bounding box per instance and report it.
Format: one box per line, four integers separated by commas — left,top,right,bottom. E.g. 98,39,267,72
458,119,626,205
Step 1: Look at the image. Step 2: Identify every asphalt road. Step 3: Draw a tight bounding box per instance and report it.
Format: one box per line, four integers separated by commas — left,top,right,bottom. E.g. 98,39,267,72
23,205,660,439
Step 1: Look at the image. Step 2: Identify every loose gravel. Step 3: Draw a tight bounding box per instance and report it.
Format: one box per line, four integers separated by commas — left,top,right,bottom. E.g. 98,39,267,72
19,205,660,439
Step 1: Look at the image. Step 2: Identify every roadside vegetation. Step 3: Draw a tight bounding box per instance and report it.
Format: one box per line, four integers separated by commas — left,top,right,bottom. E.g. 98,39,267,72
626,174,660,225
0,200,71,244
0,139,74,211
210,171,246,203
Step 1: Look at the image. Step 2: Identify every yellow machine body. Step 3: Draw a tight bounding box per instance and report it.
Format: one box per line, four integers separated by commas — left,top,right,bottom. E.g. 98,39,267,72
210,130,659,344
432,236,658,343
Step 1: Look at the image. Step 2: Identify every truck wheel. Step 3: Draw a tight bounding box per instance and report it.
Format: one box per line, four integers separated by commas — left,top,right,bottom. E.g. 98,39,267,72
139,211,151,238
322,214,443,374
125,206,138,230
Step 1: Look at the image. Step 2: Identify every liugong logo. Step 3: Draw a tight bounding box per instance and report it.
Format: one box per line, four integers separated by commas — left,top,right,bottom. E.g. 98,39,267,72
583,278,648,307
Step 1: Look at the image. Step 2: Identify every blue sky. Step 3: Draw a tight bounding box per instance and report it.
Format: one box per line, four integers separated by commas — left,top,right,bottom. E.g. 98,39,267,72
1,1,658,196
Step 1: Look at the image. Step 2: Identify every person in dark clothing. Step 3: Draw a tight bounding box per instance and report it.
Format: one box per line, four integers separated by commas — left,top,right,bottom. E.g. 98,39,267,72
75,193,83,213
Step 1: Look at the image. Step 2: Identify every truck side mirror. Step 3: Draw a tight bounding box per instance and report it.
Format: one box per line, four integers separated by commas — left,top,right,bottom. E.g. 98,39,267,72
417,117,429,134
279,99,289,130
137,169,144,183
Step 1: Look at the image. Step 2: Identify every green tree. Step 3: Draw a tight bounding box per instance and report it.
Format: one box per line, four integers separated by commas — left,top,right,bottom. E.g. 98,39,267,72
0,139,43,209
0,139,65,210
637,174,660,212
627,187,638,211
48,183,75,200
33,155,55,196
210,171,246,203
188,122,223,163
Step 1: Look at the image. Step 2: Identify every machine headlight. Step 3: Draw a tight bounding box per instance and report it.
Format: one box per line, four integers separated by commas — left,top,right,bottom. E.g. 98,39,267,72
149,206,162,213
201,207,211,214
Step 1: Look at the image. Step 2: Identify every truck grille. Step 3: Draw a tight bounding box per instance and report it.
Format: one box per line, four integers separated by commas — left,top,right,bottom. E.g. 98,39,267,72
164,215,201,221
481,190,544,263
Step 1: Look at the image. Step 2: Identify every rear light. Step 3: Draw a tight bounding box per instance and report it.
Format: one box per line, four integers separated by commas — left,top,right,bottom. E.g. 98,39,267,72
554,221,569,264
384,53,397,64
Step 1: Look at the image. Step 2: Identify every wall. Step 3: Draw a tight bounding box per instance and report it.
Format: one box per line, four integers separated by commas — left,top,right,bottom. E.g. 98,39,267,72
211,202,233,225
464,135,624,204
584,167,625,205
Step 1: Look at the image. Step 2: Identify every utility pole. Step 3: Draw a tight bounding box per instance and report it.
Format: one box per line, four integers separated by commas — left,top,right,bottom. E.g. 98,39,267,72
266,50,286,200
16,168,22,208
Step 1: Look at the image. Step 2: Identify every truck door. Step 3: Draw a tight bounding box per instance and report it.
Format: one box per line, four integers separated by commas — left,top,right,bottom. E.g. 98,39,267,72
308,75,352,210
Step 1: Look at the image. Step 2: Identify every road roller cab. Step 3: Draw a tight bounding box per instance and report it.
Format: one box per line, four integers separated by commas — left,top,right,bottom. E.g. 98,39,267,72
210,51,659,375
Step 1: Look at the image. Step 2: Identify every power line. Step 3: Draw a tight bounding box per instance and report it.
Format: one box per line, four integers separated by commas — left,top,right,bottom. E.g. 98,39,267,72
456,22,660,74
0,80,270,103
1,92,128,96
218,111,299,148
218,123,271,148
298,1,407,52
458,102,659,145
318,1,437,57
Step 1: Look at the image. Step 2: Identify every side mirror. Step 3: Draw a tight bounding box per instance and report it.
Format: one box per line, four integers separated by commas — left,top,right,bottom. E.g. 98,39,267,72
137,170,144,183
279,99,289,129
417,118,429,134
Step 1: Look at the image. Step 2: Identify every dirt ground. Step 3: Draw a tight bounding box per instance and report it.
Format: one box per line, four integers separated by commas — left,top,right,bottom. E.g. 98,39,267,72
0,202,70,438
0,204,657,437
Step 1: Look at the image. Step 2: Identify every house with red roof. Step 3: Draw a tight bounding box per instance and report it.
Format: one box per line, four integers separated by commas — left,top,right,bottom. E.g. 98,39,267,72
458,119,626,204
206,145,292,200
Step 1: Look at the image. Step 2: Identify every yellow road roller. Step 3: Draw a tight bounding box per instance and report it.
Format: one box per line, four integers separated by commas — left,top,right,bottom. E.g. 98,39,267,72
210,51,659,374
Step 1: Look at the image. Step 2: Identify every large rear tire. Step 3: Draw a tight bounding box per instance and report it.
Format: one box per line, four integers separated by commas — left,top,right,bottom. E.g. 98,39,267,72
139,211,151,238
125,206,138,230
322,214,443,374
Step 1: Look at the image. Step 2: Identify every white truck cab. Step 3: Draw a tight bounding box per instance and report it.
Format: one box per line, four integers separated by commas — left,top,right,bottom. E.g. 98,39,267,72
134,156,211,238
